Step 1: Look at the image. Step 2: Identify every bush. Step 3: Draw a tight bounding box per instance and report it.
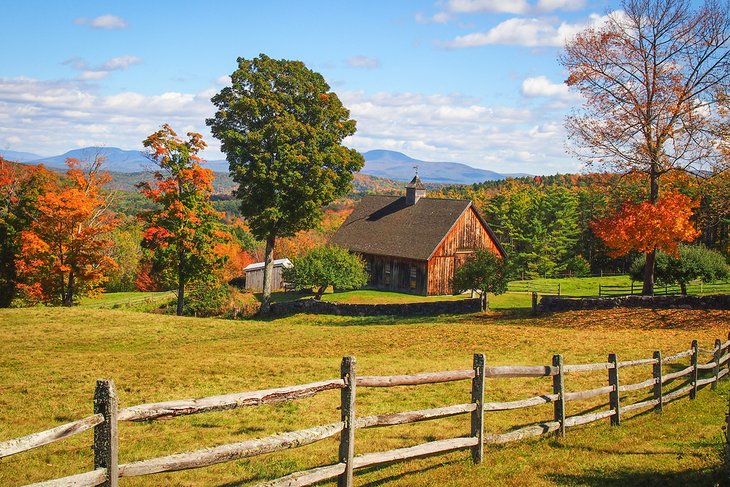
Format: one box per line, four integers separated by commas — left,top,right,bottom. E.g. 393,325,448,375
183,280,232,317
283,245,368,300
564,255,591,277
630,244,730,294
452,249,510,310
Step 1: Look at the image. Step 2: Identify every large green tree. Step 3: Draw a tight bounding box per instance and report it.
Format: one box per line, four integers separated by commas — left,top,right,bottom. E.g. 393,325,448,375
207,54,364,313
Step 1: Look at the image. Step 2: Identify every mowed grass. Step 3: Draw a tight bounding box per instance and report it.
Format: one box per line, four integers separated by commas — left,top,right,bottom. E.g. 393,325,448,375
1,306,729,486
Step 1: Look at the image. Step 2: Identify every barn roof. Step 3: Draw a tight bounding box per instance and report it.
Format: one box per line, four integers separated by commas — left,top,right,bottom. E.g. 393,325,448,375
330,195,504,261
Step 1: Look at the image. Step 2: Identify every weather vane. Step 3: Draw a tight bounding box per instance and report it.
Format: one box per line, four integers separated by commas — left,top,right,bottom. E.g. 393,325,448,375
413,165,419,177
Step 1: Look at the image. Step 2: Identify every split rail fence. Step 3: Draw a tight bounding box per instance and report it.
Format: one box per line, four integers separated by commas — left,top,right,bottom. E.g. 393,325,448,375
2,335,730,487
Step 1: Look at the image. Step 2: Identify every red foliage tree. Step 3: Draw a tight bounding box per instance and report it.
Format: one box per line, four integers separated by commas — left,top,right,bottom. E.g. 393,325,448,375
139,124,227,315
591,191,700,262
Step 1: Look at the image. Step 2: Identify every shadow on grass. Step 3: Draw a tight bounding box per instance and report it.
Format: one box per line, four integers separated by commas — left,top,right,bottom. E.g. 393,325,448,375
357,457,465,487
545,465,723,486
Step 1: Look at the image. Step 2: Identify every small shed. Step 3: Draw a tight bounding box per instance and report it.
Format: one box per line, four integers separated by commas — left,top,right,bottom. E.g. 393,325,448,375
244,258,293,292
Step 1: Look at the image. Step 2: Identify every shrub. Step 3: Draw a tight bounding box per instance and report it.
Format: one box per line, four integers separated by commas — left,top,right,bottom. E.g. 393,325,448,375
183,280,232,317
283,245,368,300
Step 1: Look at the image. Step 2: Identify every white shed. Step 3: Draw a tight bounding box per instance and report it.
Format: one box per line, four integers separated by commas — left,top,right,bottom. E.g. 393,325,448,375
243,258,293,292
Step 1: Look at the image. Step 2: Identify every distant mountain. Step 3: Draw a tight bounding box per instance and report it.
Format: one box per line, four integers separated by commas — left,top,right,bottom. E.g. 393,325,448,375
362,150,506,184
14,146,227,173
0,149,44,163
32,147,152,172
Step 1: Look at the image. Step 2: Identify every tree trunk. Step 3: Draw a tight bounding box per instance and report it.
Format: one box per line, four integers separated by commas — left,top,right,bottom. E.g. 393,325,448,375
63,272,75,306
481,291,489,311
642,166,660,296
176,250,185,316
260,236,276,314
315,286,326,300
680,282,687,295
642,249,656,296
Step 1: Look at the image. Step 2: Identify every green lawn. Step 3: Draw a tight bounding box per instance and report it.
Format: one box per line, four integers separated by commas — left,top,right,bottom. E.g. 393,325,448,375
78,291,175,312
1,306,729,486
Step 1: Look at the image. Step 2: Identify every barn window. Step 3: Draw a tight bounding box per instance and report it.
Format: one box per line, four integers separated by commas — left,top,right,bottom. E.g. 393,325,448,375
410,265,417,290
384,262,391,285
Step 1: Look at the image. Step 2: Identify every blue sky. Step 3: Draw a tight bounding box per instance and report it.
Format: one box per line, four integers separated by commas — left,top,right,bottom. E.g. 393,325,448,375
1,0,619,174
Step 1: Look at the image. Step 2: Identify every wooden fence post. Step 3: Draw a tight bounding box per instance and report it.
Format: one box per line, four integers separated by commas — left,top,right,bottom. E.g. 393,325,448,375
531,292,538,313
552,355,565,436
471,353,485,464
714,339,722,391
690,340,699,400
652,351,662,413
93,379,118,487
338,356,356,487
608,354,620,426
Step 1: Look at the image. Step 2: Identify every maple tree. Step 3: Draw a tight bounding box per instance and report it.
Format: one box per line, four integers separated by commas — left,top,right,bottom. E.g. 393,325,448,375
207,54,364,313
561,0,730,293
0,158,55,306
139,124,227,316
15,157,118,306
591,191,700,263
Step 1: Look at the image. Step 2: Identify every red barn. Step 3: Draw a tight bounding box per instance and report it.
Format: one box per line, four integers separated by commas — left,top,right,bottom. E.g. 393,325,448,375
330,176,506,295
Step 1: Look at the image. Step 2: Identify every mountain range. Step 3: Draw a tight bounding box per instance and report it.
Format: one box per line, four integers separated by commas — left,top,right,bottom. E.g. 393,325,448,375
0,147,526,184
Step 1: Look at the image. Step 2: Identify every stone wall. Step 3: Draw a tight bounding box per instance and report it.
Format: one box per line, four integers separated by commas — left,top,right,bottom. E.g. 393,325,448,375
269,298,481,317
540,294,730,312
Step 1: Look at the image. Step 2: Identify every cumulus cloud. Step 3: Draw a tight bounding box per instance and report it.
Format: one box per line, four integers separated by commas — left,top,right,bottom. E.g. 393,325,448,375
521,76,569,97
74,14,128,29
346,56,380,69
340,90,578,173
63,55,142,81
444,13,609,48
0,77,579,174
427,0,584,21
0,77,217,158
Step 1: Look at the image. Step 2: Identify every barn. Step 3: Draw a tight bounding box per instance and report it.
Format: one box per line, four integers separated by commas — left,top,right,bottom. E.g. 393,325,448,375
330,176,506,295
244,258,293,292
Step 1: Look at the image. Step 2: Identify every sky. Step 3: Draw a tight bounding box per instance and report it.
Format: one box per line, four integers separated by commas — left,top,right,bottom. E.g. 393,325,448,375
1,0,620,175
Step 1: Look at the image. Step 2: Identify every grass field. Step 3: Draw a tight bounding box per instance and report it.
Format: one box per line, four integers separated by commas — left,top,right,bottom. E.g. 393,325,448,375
1,305,730,486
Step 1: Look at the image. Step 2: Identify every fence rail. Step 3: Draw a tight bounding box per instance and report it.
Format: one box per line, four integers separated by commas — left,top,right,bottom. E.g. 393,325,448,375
3,334,730,487
599,281,730,297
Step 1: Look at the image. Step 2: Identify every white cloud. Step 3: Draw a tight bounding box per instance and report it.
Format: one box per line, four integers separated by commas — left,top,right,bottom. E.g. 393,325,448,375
521,76,569,97
340,90,578,173
444,13,610,48
0,77,580,174
74,14,128,29
0,77,218,159
447,0,530,15
346,56,380,69
64,55,142,81
214,75,231,86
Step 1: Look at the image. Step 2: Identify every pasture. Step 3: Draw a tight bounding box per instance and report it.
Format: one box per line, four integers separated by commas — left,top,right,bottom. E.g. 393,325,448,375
1,304,729,486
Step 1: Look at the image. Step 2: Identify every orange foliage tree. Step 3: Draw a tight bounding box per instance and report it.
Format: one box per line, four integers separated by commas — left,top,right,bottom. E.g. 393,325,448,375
591,191,700,264
0,158,55,306
16,157,118,306
139,124,227,315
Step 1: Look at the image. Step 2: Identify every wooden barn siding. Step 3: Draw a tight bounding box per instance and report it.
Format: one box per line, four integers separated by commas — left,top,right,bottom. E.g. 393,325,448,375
428,207,500,295
363,254,428,295
244,267,287,292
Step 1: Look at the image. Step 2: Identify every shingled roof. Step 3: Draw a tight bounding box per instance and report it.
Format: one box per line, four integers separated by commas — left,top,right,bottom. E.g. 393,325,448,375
330,195,502,261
